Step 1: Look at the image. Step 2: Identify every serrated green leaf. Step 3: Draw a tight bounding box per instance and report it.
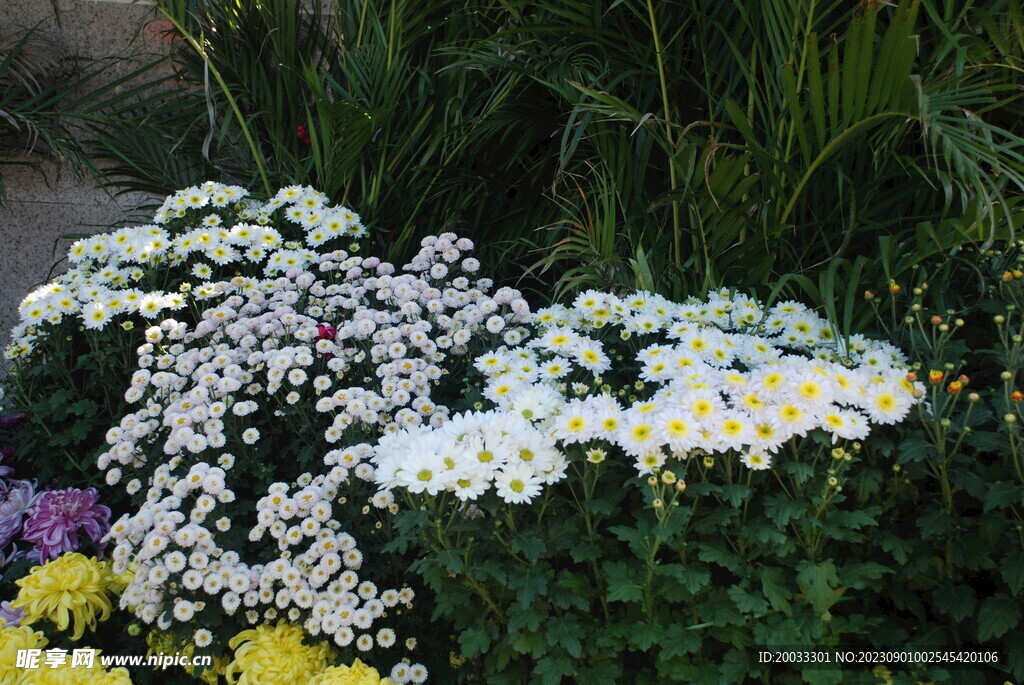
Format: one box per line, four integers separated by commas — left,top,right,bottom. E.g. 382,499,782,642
459,627,491,657
897,434,935,463
512,566,549,608
917,507,954,538
932,584,975,622
510,533,546,562
656,563,711,594
535,652,574,685
760,567,793,616
984,481,1023,512
1003,550,1024,594
508,602,546,633
546,616,585,658
660,623,702,659
839,561,891,589
796,559,840,615
605,560,644,603
764,493,807,527
510,629,546,657
977,595,1020,641
569,541,601,563
628,621,664,651
728,582,770,615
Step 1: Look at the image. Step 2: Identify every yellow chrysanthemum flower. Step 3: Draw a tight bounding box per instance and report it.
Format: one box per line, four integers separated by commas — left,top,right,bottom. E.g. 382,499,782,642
12,553,114,641
0,618,48,685
310,659,394,685
226,621,335,685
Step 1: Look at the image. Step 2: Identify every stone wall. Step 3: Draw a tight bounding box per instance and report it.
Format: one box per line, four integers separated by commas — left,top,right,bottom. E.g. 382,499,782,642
0,0,164,354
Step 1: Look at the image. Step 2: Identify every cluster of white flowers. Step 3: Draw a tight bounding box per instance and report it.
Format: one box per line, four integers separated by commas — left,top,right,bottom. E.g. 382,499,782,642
375,289,923,503
373,410,566,504
93,230,526,680
6,182,367,358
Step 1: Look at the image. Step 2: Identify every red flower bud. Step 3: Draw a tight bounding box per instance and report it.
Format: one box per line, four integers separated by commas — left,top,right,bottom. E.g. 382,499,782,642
1012,391,1023,403
316,324,337,342
930,316,943,325
928,370,944,384
948,381,963,394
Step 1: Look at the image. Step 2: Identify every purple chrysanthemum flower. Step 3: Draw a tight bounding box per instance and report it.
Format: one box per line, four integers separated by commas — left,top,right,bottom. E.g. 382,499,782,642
0,480,38,549
0,600,23,627
0,413,26,431
22,487,111,562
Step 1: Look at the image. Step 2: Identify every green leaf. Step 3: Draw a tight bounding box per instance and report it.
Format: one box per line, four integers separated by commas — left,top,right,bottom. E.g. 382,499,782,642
508,602,547,633
627,621,664,651
656,563,711,594
877,531,912,565
796,559,840,615
760,567,793,616
984,481,1023,512
764,493,807,527
512,566,549,608
605,561,644,603
546,616,585,658
728,583,770,616
917,508,954,538
535,652,574,685
660,623,702,659
569,541,601,563
511,533,546,562
977,595,1020,641
1007,632,1024,680
839,561,891,589
459,627,491,657
1003,549,1024,595
932,585,976,623
698,542,743,574
897,434,936,463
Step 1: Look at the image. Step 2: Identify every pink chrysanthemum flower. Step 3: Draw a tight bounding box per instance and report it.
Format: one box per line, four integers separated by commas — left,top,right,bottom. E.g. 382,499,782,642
22,487,110,562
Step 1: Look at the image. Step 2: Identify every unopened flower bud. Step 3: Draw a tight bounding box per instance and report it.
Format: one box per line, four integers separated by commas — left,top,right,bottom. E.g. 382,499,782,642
911,304,922,312
831,448,845,460
940,418,951,427
1002,271,1014,283
676,480,687,493
1012,391,1023,402
703,455,715,468
647,475,658,487
652,498,664,509
661,471,677,484
914,287,924,296
1002,371,1014,381
929,370,944,384
864,290,875,300
968,392,980,403
955,318,964,327
1006,413,1018,424
995,315,1006,325
905,316,915,324
930,316,943,325
828,476,839,487
889,282,901,294
947,381,963,394
939,324,949,332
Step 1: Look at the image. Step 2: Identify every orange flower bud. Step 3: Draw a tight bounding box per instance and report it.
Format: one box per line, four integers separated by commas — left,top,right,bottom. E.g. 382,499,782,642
889,282,901,294
905,372,918,382
1013,391,1023,403
948,381,963,394
1003,271,1014,283
928,370,944,384
930,316,943,325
